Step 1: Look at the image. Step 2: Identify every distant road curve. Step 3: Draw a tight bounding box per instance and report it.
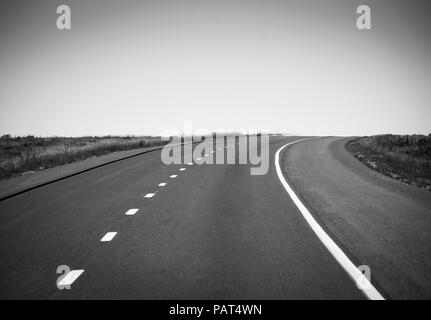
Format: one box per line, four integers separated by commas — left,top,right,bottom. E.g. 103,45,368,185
282,137,431,299
275,138,384,300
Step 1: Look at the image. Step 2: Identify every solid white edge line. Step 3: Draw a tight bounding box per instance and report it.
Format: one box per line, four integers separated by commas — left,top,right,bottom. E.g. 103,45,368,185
275,138,385,300
58,269,85,286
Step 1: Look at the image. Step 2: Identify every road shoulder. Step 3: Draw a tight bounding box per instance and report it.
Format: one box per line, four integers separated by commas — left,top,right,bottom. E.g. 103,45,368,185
282,137,431,299
0,145,164,200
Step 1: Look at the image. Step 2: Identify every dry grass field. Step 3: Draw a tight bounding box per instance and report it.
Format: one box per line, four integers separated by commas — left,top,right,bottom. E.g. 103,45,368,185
346,134,431,190
0,135,167,181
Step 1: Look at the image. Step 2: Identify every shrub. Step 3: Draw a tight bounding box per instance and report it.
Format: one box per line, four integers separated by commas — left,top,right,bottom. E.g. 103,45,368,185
0,136,168,180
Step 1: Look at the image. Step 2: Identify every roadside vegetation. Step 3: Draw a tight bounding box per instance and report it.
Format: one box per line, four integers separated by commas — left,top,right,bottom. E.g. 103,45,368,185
345,134,431,190
0,135,168,181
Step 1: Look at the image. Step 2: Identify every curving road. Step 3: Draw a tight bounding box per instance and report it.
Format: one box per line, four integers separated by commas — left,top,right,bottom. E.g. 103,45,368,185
284,137,431,300
0,136,429,299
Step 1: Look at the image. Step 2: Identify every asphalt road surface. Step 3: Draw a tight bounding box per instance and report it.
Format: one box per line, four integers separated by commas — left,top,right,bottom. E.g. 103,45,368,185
285,137,431,300
0,136,429,299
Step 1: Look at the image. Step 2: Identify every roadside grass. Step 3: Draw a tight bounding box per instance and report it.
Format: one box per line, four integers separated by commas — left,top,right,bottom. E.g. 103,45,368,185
0,135,168,181
345,134,431,190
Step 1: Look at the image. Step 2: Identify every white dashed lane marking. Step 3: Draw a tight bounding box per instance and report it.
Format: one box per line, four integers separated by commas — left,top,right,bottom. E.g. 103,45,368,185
59,141,203,289
125,208,139,215
58,270,85,286
59,139,221,289
100,232,117,242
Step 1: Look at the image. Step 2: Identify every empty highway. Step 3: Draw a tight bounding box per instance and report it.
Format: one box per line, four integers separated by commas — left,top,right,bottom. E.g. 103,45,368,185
0,136,429,299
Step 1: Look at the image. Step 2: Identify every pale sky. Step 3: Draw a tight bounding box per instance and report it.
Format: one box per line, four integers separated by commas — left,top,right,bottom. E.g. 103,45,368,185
0,0,430,137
